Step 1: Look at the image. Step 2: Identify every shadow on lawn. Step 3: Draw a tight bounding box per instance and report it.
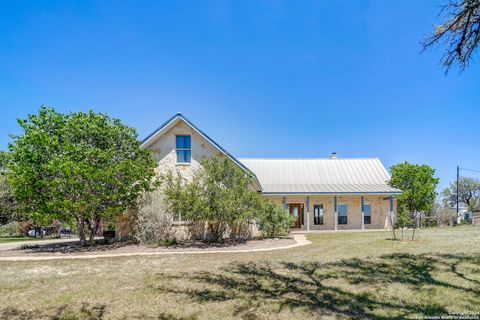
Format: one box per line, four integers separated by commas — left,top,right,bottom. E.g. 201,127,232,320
153,252,480,320
19,239,135,253
19,237,270,254
0,302,106,320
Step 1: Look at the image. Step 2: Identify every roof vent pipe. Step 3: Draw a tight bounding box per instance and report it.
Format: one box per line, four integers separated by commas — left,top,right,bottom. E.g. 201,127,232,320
330,152,337,159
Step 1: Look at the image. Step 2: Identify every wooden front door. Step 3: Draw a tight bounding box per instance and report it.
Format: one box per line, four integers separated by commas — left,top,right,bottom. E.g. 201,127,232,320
289,204,302,228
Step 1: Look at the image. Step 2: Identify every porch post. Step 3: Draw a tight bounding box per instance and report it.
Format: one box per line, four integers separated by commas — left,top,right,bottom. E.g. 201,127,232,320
334,195,337,231
389,196,394,228
306,196,310,231
283,196,287,210
361,195,365,230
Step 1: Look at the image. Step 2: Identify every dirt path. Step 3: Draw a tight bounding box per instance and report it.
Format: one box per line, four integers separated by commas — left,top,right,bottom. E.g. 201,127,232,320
0,234,311,261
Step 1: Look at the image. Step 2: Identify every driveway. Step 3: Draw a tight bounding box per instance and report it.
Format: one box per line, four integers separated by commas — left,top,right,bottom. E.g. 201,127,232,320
0,237,79,252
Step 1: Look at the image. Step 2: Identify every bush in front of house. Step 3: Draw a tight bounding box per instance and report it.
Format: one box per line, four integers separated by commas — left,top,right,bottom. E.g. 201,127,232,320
257,200,295,238
161,157,294,242
0,221,20,237
161,157,263,242
133,190,177,246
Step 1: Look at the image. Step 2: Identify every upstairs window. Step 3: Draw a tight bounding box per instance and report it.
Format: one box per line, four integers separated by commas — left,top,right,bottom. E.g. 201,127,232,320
364,203,371,225
338,203,348,225
176,135,191,163
314,204,324,225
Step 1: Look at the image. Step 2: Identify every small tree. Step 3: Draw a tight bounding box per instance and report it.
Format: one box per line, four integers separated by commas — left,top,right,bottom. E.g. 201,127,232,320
193,157,261,241
162,157,262,242
443,176,480,211
257,200,294,238
395,203,413,240
390,162,439,229
4,107,158,245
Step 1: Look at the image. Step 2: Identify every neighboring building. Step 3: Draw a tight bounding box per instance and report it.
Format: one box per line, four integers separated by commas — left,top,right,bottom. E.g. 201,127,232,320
454,205,471,224
141,113,401,232
471,209,480,226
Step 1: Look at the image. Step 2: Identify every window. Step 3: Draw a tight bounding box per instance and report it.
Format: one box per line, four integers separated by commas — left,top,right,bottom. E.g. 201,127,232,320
176,135,191,163
172,213,187,223
364,203,371,225
314,204,323,225
338,203,348,225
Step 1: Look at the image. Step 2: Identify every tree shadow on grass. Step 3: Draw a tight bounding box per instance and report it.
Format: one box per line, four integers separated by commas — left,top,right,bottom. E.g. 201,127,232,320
19,239,136,254
152,252,480,319
0,303,198,320
0,302,106,320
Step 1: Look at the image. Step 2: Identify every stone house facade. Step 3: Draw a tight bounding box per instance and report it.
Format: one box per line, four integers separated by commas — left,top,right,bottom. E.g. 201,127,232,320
139,113,401,233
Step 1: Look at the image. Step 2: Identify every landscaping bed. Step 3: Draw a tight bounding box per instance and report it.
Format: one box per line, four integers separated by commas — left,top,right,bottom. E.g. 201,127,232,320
0,236,296,258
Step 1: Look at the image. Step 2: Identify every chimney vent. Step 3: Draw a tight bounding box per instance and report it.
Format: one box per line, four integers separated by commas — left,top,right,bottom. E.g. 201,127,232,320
330,152,337,159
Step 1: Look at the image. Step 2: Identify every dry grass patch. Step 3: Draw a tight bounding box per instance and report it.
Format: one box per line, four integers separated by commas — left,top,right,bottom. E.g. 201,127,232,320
0,227,479,319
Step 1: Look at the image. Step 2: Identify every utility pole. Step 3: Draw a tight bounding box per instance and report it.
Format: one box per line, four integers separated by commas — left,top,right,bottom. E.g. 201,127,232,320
456,165,459,215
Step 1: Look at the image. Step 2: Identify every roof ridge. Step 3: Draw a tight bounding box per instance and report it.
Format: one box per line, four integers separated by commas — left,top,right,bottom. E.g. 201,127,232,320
238,157,381,160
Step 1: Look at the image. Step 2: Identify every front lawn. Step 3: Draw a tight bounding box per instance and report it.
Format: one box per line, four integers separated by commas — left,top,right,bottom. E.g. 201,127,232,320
0,227,479,319
0,237,39,244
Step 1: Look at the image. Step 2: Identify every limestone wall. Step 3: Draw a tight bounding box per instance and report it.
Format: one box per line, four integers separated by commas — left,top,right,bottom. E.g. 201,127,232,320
265,194,396,230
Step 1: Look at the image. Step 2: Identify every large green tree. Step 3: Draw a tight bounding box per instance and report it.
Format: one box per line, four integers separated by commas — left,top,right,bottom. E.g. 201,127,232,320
0,174,18,225
4,107,158,245
390,162,439,227
442,176,480,210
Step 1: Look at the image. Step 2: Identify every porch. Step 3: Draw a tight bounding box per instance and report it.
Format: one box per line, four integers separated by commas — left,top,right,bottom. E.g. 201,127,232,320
266,194,397,231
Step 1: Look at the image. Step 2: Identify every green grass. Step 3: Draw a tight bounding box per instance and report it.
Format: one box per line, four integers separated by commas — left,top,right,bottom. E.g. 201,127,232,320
0,237,39,244
0,227,479,319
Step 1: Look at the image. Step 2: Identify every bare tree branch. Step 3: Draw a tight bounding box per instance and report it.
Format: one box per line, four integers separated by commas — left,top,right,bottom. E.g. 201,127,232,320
422,0,480,72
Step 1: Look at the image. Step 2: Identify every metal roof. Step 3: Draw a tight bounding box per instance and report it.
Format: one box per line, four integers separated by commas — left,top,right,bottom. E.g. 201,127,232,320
238,158,401,195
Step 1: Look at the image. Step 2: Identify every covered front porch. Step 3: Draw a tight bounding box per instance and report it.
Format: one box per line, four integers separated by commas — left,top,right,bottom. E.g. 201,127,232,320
268,194,397,231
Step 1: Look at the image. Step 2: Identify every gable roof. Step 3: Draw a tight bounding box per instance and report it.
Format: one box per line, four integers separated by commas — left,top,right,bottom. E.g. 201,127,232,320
141,113,262,191
238,158,401,195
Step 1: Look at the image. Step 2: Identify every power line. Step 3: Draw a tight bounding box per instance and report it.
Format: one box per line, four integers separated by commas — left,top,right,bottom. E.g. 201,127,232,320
460,167,480,174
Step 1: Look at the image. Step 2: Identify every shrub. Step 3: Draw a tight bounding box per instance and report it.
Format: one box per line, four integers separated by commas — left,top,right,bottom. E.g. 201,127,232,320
133,190,176,246
0,221,20,236
162,157,262,242
18,220,34,236
257,200,295,238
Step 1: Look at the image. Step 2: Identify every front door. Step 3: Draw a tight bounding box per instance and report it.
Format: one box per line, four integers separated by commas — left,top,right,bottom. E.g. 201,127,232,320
289,204,301,228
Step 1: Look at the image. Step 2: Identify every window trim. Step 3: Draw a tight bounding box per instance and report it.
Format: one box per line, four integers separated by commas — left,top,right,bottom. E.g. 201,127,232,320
175,135,192,164
313,204,324,225
338,203,348,225
172,213,188,224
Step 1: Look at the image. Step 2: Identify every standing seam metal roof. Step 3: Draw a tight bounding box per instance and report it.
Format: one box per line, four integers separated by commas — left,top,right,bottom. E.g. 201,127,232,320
238,158,401,194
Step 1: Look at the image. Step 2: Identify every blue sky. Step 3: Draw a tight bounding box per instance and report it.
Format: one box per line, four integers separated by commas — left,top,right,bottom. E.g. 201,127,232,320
0,1,479,191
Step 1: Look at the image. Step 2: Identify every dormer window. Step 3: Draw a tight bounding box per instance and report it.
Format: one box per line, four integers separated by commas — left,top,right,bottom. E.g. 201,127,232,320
176,135,191,163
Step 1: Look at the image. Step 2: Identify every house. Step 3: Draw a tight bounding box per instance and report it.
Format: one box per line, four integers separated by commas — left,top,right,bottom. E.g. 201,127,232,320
453,205,472,224
140,113,401,232
471,209,480,226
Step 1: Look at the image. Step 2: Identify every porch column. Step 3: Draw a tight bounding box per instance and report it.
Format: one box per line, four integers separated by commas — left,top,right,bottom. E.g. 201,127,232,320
283,196,287,210
306,196,310,231
334,195,337,230
389,196,394,228
361,195,365,230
